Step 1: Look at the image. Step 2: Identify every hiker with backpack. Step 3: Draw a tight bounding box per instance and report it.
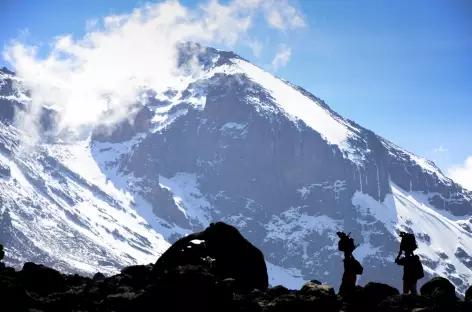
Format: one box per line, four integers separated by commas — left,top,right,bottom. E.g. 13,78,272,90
337,231,363,298
395,232,424,294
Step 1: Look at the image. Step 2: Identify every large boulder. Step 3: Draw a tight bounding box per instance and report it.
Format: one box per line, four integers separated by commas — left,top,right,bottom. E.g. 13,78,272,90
19,262,66,295
420,277,456,299
364,282,399,299
93,272,106,281
262,292,339,312
361,282,400,310
148,264,232,311
260,280,339,312
300,281,336,297
153,222,269,291
378,294,431,312
121,264,153,289
104,292,141,312
0,268,36,311
267,285,292,298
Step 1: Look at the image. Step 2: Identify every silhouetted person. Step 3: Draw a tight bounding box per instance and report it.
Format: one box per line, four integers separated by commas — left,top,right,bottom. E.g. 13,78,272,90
395,232,424,294
337,232,363,298
339,251,363,298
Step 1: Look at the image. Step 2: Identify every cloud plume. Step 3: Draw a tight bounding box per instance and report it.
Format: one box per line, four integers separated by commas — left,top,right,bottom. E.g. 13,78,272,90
448,156,472,191
433,145,448,153
271,44,292,71
3,0,305,145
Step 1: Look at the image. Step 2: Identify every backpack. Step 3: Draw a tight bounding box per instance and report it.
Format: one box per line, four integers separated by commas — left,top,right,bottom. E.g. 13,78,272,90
400,232,418,252
413,255,424,280
337,232,358,253
353,258,363,275
344,256,363,275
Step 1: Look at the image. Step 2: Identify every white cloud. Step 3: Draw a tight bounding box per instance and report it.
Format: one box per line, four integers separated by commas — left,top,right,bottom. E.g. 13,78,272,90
271,44,292,71
262,0,306,29
433,145,448,153
448,156,472,191
247,39,263,57
2,0,305,146
85,19,99,31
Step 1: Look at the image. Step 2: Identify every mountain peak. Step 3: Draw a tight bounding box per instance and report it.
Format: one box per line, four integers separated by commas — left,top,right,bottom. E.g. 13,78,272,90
1,45,472,295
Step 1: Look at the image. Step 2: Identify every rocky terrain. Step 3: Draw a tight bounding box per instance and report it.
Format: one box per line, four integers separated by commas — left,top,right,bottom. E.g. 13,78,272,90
1,223,472,312
1,43,472,294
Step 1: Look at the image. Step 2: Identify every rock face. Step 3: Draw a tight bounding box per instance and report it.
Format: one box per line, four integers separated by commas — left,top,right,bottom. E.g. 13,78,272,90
1,44,472,294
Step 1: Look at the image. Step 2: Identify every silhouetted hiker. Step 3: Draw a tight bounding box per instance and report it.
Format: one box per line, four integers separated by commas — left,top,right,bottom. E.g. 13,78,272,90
337,231,363,298
395,232,424,294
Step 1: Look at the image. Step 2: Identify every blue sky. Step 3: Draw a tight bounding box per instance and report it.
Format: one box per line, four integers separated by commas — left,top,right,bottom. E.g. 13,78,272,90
1,0,471,185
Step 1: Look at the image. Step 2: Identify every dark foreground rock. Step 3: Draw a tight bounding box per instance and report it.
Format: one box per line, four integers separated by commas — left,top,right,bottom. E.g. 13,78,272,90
420,277,457,300
1,262,470,312
152,221,268,292
0,224,470,311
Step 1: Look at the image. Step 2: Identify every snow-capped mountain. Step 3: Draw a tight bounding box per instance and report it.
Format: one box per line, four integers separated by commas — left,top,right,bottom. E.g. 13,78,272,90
1,43,472,294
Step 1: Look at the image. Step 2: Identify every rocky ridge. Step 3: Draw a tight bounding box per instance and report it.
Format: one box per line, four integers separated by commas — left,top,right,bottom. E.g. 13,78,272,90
1,223,472,312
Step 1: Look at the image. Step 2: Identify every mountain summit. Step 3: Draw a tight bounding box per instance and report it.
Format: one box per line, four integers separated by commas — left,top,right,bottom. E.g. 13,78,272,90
1,44,471,293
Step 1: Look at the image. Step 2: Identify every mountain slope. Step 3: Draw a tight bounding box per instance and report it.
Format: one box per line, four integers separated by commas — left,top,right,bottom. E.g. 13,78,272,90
0,120,169,274
1,44,471,293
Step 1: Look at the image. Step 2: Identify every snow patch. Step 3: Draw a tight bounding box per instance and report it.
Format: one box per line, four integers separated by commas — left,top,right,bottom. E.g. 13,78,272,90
220,122,248,138
190,239,205,245
159,172,213,227
266,262,306,289
266,207,340,241
220,122,246,131
233,58,363,164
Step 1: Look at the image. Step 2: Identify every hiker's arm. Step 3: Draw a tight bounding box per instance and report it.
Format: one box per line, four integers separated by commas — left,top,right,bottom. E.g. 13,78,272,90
395,250,404,264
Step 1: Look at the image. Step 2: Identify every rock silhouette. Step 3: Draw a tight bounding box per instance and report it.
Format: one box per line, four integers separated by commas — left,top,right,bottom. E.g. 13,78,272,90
92,272,106,281
152,221,268,292
420,276,458,302
0,224,471,312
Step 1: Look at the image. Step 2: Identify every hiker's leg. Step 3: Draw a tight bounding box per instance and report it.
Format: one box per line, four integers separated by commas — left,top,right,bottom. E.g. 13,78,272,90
339,281,355,299
403,280,409,294
410,281,418,294
339,282,346,297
